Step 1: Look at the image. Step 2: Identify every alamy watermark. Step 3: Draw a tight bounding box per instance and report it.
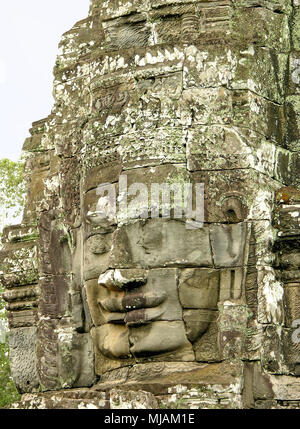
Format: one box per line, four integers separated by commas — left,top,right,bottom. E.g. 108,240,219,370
90,175,205,229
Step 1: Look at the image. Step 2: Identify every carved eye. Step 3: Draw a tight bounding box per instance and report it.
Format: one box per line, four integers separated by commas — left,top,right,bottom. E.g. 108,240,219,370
85,193,117,228
85,209,102,225
86,208,115,226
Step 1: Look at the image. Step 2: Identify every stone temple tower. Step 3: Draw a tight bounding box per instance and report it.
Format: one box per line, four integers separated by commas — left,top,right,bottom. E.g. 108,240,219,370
1,0,300,409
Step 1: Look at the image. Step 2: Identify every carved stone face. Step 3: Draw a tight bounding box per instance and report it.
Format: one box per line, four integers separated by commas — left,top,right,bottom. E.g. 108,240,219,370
76,5,252,377
83,166,248,371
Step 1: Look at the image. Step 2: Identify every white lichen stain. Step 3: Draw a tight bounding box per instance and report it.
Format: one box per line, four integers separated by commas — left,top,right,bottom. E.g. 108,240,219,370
78,402,98,409
249,189,273,221
261,267,284,323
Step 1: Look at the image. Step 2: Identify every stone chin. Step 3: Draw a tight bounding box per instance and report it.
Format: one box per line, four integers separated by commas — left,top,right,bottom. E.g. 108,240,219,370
93,320,194,360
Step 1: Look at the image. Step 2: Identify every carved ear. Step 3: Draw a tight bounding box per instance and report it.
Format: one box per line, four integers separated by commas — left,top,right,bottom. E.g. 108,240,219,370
221,195,248,223
273,187,300,374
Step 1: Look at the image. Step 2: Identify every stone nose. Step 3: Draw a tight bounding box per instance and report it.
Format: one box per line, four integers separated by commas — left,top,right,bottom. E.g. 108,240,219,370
98,269,148,290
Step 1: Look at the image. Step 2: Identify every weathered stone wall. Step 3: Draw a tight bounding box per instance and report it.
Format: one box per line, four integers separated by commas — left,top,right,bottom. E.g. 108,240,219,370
0,0,300,409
